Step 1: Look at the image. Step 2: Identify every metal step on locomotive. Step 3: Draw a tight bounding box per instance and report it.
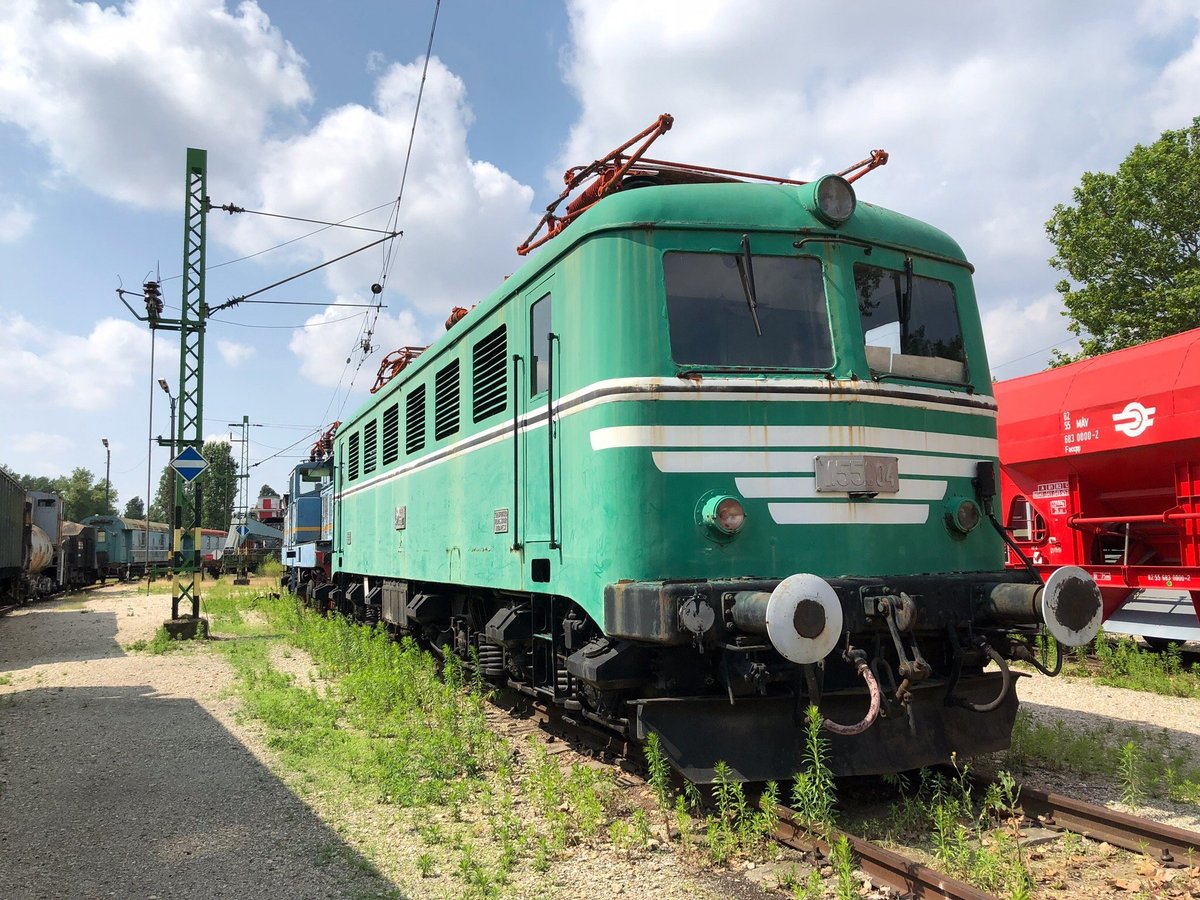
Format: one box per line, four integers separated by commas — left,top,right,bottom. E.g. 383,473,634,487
283,115,1103,781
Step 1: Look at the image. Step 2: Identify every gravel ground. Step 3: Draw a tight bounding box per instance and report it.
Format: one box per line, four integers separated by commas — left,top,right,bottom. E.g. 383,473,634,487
0,586,393,899
5,585,1200,899
1014,674,1200,831
0,586,773,900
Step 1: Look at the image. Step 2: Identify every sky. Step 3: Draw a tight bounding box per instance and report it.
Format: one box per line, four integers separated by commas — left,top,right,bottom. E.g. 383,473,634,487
0,0,1197,516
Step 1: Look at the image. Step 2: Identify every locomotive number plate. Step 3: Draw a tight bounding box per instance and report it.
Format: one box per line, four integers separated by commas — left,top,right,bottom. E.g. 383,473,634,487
814,455,900,493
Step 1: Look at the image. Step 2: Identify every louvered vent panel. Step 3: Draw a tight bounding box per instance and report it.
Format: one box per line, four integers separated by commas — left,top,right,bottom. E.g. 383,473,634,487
472,324,508,422
347,431,360,481
434,359,461,441
405,386,426,454
362,420,377,474
381,404,399,465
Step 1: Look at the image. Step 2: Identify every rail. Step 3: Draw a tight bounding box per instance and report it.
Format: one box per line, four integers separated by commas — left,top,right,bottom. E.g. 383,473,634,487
774,806,995,899
1010,781,1200,865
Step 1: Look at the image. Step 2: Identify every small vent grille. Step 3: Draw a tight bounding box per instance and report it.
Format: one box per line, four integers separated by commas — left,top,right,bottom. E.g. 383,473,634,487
363,420,377,474
405,386,426,454
472,324,508,422
382,404,399,465
434,359,461,441
347,431,360,481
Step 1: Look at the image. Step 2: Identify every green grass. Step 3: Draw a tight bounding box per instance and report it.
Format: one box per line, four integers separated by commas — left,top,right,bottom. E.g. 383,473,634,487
1038,631,1200,699
857,764,1034,897
1004,708,1200,805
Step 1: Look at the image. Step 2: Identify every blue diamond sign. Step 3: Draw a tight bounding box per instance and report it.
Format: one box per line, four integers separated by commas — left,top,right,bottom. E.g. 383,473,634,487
170,446,209,484
235,525,250,538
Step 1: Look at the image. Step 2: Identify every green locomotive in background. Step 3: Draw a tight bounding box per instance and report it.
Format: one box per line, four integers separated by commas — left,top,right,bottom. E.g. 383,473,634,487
298,148,1103,781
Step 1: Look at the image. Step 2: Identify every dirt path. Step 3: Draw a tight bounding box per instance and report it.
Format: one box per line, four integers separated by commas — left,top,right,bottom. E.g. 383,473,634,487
0,586,396,899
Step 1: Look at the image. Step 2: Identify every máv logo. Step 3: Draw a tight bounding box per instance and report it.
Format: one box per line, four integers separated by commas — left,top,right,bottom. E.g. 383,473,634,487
1112,401,1156,438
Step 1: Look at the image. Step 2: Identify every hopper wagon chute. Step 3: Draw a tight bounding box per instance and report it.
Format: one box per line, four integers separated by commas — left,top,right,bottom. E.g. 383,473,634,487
995,327,1200,644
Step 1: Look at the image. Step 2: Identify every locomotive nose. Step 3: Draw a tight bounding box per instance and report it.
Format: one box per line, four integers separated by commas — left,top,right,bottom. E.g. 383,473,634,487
731,574,844,664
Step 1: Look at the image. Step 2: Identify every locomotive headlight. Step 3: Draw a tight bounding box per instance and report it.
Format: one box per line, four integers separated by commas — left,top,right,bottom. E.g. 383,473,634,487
944,496,981,534
810,174,857,226
701,494,746,535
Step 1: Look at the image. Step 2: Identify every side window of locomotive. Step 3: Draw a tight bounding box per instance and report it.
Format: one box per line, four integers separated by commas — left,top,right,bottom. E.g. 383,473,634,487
855,264,966,383
663,253,832,368
530,293,552,395
472,324,508,422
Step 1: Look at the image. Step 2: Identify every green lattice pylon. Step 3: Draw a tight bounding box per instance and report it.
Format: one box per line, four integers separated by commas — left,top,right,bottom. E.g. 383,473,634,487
173,148,208,620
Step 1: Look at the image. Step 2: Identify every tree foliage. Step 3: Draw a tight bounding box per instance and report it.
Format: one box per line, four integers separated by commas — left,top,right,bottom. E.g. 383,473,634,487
123,496,145,520
1046,116,1200,361
257,484,278,498
1,465,114,520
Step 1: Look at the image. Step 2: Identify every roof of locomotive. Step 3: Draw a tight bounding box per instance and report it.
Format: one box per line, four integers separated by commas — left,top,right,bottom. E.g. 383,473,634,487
339,179,971,433
996,326,1200,465
552,180,969,265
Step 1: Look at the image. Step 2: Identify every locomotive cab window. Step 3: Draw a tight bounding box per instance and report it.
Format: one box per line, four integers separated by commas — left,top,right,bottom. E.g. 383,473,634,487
855,263,966,383
663,252,832,369
530,293,552,395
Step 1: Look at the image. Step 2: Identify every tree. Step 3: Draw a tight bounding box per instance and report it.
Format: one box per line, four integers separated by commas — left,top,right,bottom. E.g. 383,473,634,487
4,465,113,519
54,467,112,520
1046,116,1200,362
123,496,145,520
149,464,180,525
257,484,278,498
197,441,237,530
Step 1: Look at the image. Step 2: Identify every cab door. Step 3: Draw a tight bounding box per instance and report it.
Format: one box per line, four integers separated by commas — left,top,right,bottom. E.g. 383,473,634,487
520,279,560,568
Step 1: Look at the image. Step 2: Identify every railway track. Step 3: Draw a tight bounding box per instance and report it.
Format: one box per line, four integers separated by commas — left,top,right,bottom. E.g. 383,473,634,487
773,777,1200,899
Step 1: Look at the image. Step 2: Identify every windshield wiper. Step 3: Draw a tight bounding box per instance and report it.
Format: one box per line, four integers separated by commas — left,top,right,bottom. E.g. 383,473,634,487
899,256,913,346
735,233,762,337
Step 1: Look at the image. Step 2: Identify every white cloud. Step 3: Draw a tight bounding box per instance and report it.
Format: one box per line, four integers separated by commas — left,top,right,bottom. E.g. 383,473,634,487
287,299,420,389
559,0,1200,365
0,314,150,410
0,198,33,241
0,0,311,207
982,293,1078,379
216,339,253,367
225,57,535,316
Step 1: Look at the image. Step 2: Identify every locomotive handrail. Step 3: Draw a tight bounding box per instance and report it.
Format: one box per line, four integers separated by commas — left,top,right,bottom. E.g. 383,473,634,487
547,332,559,550
510,353,522,552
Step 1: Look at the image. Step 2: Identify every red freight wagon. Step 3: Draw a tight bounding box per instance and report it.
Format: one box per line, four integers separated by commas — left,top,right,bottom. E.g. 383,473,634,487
995,327,1200,644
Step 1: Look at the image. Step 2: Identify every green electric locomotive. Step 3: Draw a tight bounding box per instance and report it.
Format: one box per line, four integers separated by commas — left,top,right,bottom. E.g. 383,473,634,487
323,127,1102,780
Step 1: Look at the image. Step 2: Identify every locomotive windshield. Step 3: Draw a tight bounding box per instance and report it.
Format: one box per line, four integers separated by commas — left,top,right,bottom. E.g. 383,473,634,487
855,263,967,383
663,252,832,369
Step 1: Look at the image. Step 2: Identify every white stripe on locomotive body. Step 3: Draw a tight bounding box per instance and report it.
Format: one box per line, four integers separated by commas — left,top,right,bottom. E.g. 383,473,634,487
589,424,998,458
336,376,997,500
735,476,949,502
589,426,991,527
768,502,932,526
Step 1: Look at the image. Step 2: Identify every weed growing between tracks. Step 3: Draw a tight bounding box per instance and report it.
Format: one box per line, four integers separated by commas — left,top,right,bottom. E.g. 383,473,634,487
855,762,1035,898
